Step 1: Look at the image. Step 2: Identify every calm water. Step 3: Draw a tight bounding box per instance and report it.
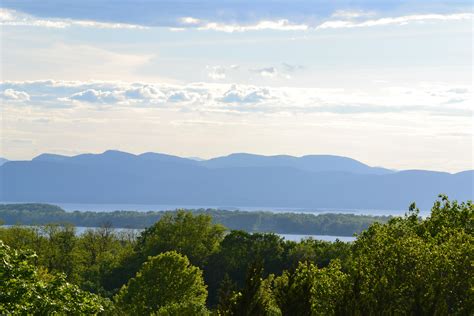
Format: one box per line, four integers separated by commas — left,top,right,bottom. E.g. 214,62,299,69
3,225,355,242
4,201,412,216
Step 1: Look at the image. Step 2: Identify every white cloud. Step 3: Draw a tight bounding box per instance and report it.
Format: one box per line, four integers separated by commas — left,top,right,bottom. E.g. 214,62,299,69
317,13,474,29
67,89,124,103
253,67,279,78
1,88,30,101
206,65,241,80
176,17,309,32
331,10,376,19
2,8,471,33
167,91,193,102
0,8,147,29
180,17,201,25
219,85,273,103
124,85,166,100
1,80,472,117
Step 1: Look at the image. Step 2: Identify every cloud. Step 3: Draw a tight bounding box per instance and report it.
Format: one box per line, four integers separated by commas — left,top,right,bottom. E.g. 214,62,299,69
0,8,147,29
206,65,241,80
250,66,293,79
167,91,193,102
253,67,279,78
124,85,166,100
2,6,472,33
219,85,273,103
317,13,474,29
67,89,123,103
331,10,376,19
195,19,309,32
207,66,227,80
180,17,201,25
3,0,471,29
1,80,472,117
281,63,305,72
1,88,30,101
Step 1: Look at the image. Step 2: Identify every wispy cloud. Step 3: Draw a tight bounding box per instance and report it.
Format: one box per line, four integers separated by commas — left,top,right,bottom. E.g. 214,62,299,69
331,10,377,19
207,66,227,80
0,8,147,29
317,13,473,29
1,7,472,32
251,67,279,78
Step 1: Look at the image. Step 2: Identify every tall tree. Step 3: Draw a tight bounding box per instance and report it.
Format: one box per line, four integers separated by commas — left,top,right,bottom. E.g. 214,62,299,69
115,251,208,315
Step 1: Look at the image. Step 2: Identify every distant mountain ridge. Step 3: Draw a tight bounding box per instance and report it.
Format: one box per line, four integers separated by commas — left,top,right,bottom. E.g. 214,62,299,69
199,153,393,175
1,150,472,210
32,150,393,175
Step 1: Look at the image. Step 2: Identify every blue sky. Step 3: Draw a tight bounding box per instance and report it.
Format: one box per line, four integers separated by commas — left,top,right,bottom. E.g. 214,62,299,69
0,1,472,171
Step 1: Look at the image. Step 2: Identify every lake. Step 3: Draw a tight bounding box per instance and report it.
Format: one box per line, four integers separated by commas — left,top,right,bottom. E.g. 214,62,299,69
72,227,357,242
2,225,356,242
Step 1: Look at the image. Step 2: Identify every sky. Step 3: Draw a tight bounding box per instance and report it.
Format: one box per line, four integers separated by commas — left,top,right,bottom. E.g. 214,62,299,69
0,0,472,172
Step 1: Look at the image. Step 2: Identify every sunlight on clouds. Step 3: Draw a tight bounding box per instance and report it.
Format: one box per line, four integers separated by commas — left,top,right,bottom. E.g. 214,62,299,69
196,19,309,32
1,80,472,116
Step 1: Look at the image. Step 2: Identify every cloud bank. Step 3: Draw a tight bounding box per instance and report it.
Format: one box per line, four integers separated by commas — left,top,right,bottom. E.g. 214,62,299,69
1,80,471,117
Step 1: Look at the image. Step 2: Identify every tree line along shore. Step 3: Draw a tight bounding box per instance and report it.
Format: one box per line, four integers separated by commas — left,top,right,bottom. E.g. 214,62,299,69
0,203,390,236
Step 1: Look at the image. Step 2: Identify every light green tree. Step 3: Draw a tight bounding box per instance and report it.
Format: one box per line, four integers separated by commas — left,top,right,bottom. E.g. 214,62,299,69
115,251,208,315
137,210,226,267
0,241,108,315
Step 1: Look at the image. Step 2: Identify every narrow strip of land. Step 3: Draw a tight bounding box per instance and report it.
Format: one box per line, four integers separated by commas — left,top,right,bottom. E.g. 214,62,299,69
0,203,390,236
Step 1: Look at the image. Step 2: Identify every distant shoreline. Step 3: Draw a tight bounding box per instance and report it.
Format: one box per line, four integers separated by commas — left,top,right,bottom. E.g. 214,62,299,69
0,200,407,216
0,203,390,237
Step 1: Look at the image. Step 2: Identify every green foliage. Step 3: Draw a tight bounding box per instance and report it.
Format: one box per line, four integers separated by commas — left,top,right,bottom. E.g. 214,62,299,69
0,197,472,315
0,241,108,315
137,210,225,267
205,231,290,306
154,301,210,315
346,195,473,315
0,224,136,296
225,262,282,316
287,238,352,270
115,251,208,315
273,260,348,316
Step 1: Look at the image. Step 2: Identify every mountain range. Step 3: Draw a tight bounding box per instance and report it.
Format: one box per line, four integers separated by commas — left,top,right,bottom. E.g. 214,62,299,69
0,150,472,210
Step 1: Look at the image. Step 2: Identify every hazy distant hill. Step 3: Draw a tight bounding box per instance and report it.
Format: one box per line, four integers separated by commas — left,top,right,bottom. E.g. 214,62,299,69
199,153,393,175
1,150,472,210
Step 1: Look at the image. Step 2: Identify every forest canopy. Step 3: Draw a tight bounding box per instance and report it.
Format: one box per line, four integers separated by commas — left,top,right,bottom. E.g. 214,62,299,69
0,196,472,315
